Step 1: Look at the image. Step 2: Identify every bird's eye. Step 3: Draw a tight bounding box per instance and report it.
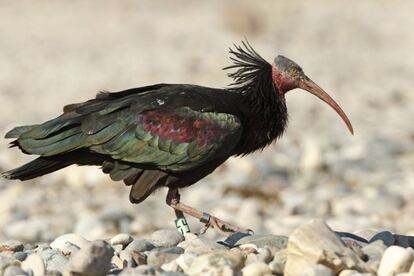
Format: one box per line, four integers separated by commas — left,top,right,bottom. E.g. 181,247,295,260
289,68,298,76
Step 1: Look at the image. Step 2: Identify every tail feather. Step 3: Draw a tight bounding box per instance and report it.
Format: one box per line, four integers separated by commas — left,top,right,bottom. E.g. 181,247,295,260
2,157,72,181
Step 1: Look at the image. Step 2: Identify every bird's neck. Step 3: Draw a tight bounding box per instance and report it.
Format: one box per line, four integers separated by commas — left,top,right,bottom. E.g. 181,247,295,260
236,83,288,155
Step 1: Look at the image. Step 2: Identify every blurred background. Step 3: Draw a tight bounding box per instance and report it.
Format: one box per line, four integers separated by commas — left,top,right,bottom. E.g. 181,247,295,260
0,0,413,243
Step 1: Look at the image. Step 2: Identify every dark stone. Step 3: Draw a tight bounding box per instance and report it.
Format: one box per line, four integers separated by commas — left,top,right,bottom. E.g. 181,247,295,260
369,231,395,246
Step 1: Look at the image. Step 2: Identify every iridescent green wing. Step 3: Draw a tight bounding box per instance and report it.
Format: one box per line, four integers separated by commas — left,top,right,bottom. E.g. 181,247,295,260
90,106,242,171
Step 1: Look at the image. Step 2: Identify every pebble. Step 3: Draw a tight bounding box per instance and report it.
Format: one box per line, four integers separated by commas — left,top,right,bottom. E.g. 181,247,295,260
236,234,288,249
50,234,89,252
160,258,180,273
175,253,197,272
59,242,80,256
3,266,29,276
362,240,387,271
257,247,273,263
185,250,244,275
268,249,287,274
153,246,185,255
125,239,156,252
21,253,45,276
112,255,127,269
370,231,395,247
301,264,335,276
40,248,67,273
147,251,180,267
65,240,114,276
110,233,133,248
0,240,24,252
150,229,183,248
13,251,28,262
118,265,157,275
0,255,21,274
377,246,414,275
339,270,376,276
285,219,372,275
242,262,272,276
178,236,227,255
129,250,146,266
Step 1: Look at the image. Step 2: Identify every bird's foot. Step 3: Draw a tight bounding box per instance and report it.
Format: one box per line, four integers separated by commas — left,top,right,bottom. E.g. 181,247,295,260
166,188,253,236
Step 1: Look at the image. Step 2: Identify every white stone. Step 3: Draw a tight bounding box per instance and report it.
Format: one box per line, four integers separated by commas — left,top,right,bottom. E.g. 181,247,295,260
50,233,89,252
110,233,133,247
302,264,335,276
65,240,114,276
285,219,373,275
339,270,376,276
378,246,414,276
150,229,183,247
21,254,45,276
242,262,272,276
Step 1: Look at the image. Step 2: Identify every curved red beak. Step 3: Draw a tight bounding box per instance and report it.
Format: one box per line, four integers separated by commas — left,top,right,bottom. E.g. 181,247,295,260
298,76,354,135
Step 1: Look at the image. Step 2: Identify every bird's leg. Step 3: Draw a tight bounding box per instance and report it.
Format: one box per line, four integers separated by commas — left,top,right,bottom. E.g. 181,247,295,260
166,187,252,235
166,189,191,235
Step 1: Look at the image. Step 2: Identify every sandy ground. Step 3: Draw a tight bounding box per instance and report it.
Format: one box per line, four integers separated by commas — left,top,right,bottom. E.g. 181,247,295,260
0,0,413,242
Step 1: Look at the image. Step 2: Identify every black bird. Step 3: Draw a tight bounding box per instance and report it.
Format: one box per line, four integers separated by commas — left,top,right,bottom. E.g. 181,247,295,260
2,41,353,234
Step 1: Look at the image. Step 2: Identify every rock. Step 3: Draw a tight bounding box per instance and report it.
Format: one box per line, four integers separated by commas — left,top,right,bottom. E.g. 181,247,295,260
302,264,335,276
394,234,414,248
175,253,197,272
370,231,395,246
50,234,89,252
58,242,80,256
377,246,414,276
13,252,28,262
153,246,184,255
362,240,387,271
239,243,259,253
185,250,244,275
268,249,287,274
161,258,180,273
110,233,133,248
3,266,29,276
242,262,272,276
21,254,45,276
178,236,227,255
159,272,187,276
40,249,68,274
130,250,146,266
65,240,114,276
150,229,183,248
245,252,259,265
112,255,127,269
118,265,157,275
236,234,288,249
0,240,24,252
339,269,376,276
125,239,156,252
146,251,180,267
284,219,373,275
118,250,136,268
0,255,20,274
257,247,273,263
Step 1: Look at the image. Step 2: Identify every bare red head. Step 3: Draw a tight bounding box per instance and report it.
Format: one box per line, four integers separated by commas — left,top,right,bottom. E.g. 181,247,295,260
272,55,354,134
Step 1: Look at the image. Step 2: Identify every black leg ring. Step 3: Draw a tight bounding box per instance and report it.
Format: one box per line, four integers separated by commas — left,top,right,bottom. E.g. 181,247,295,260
200,212,211,224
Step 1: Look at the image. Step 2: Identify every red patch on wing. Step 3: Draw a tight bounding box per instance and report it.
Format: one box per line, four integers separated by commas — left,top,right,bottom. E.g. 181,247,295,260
137,111,225,145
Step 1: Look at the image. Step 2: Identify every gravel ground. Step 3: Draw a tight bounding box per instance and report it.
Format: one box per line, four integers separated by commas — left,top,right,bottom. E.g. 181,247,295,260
0,1,413,275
